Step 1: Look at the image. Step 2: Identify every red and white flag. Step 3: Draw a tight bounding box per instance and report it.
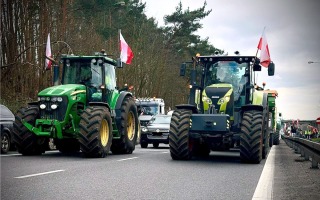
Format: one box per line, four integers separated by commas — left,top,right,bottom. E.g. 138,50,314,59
257,31,271,68
45,33,52,70
120,32,134,64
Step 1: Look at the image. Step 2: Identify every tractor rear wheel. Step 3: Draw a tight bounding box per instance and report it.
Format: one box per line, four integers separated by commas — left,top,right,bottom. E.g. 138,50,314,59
13,106,47,155
240,110,263,164
169,109,192,160
79,106,113,158
111,96,138,154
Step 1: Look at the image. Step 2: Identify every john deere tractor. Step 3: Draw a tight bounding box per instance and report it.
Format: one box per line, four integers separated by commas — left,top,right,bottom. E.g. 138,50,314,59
169,53,275,163
13,51,139,158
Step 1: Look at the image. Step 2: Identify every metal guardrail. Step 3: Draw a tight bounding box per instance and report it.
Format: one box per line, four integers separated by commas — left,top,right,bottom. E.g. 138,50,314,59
281,135,320,169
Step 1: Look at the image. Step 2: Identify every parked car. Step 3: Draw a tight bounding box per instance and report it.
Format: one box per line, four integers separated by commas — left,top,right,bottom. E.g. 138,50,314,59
140,114,171,148
0,104,15,153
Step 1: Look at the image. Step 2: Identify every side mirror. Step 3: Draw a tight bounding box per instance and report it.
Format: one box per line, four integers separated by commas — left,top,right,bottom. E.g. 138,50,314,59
279,112,282,117
268,62,275,76
180,63,186,76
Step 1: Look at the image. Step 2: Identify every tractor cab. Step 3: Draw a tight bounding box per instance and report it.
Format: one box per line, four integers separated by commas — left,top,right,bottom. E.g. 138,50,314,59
60,52,119,104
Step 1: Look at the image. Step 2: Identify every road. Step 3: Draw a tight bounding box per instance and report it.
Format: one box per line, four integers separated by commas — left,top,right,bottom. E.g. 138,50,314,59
1,141,319,200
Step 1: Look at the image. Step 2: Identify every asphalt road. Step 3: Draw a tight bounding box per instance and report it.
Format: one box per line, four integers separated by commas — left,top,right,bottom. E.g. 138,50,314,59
2,141,319,200
1,145,266,200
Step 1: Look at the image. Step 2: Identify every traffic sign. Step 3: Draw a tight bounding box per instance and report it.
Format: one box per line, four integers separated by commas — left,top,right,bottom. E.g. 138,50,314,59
316,117,320,124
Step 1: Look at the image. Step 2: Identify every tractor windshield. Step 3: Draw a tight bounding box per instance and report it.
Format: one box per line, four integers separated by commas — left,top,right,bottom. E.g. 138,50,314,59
61,59,116,90
205,61,247,89
204,61,248,100
62,59,102,87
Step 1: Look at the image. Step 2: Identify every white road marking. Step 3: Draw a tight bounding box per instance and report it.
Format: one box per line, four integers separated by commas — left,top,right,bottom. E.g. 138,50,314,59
117,157,138,162
161,152,169,154
0,153,21,157
14,170,65,179
252,147,275,200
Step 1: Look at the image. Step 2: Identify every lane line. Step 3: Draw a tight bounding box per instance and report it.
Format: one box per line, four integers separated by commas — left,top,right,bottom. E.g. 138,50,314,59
14,170,65,179
0,153,21,157
117,157,138,162
252,147,275,200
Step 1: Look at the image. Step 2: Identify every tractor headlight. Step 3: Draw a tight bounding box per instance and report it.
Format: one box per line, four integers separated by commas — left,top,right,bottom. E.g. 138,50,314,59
218,96,230,105
40,104,46,109
40,97,46,101
51,104,58,110
57,97,63,102
38,97,41,101
202,96,212,104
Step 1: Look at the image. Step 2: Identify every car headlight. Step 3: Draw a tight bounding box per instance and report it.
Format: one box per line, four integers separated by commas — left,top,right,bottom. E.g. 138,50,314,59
142,127,148,132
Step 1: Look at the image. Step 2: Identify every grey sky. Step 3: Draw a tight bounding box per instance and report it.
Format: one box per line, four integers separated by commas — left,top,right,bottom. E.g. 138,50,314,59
143,0,320,120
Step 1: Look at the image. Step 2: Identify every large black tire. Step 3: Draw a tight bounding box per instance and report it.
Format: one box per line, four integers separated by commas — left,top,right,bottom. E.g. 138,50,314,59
79,106,113,158
12,106,47,155
111,96,139,154
262,111,270,159
55,138,80,153
153,142,159,148
240,110,263,164
1,131,10,154
269,132,274,147
169,109,192,160
273,131,280,145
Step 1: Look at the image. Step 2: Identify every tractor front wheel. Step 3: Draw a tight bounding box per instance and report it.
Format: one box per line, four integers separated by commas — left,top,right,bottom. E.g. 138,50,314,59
79,106,113,158
13,106,47,155
240,110,263,164
169,109,192,160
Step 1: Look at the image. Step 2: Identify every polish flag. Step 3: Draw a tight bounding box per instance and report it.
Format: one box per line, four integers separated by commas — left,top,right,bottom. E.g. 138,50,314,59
45,33,52,70
120,32,134,64
257,31,271,68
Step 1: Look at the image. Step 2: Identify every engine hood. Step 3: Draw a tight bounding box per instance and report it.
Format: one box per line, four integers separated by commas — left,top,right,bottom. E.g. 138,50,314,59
38,84,86,96
139,115,153,121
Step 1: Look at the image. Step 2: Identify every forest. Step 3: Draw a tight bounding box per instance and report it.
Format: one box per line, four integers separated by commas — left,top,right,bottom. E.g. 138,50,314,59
0,0,222,112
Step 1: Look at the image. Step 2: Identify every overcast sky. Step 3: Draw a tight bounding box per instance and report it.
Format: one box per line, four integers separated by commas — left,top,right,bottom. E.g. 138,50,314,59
143,0,320,120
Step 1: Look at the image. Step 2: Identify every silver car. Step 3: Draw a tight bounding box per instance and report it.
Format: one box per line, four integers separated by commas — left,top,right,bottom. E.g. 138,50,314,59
140,114,171,148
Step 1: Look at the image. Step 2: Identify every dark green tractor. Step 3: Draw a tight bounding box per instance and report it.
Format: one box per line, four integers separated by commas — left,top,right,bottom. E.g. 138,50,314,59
169,54,275,163
13,51,139,158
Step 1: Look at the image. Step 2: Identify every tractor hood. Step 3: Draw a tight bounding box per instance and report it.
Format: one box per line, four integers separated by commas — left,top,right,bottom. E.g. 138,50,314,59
202,83,234,115
38,84,86,96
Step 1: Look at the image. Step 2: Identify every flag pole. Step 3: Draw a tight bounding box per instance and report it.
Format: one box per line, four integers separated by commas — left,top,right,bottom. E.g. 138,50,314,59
253,27,266,85
118,29,121,57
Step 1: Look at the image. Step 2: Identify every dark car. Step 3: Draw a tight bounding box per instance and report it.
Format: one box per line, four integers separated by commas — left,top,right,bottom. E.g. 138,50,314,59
0,104,15,153
140,114,171,148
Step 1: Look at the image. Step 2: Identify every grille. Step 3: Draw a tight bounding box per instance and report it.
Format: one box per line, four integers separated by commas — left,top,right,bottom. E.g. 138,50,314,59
39,97,68,121
140,120,149,126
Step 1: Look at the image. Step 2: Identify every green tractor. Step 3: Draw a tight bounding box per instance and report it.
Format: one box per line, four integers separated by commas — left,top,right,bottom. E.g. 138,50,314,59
169,53,275,163
263,89,281,146
13,51,139,158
